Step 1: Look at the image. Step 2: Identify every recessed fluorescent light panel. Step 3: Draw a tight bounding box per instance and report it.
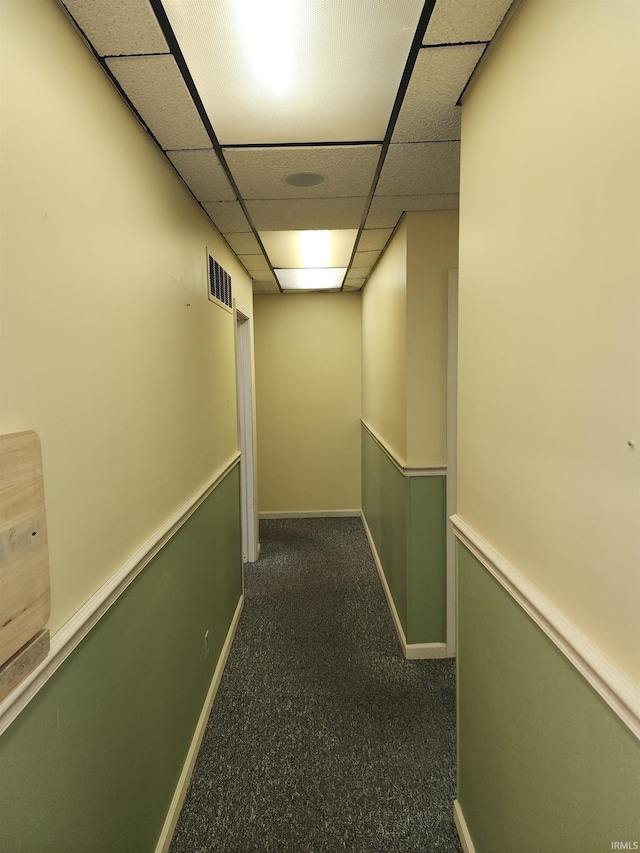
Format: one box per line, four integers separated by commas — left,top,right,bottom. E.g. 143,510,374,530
259,230,358,268
160,0,424,144
275,268,347,291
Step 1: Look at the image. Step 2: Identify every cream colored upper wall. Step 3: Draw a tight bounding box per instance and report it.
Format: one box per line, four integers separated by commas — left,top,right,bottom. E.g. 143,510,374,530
458,0,639,682
406,210,458,467
0,0,252,633
254,293,362,513
361,221,408,462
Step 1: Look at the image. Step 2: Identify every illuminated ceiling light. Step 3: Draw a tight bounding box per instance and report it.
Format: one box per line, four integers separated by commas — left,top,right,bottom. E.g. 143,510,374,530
259,229,358,268
285,172,326,187
275,268,347,291
162,0,424,144
298,230,331,268
232,0,299,98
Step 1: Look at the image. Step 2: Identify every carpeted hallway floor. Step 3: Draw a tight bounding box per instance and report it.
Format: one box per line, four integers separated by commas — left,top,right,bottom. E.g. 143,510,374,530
170,517,461,853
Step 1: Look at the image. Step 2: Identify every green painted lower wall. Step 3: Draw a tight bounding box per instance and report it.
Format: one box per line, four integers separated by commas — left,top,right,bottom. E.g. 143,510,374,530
457,541,640,853
362,422,407,630
406,476,446,645
361,424,446,645
0,465,242,853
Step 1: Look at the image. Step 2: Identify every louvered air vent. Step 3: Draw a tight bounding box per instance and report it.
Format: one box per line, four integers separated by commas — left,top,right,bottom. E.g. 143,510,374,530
208,254,232,309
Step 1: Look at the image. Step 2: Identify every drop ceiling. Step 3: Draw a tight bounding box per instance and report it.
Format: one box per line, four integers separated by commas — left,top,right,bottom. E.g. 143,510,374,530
59,0,517,293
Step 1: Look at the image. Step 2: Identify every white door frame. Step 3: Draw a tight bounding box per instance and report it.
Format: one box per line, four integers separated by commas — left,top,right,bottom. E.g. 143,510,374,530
446,269,458,655
235,304,259,563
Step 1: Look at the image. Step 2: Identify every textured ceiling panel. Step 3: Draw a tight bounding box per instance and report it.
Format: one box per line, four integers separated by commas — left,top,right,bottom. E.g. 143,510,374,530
366,194,459,228
393,45,485,142
423,0,514,45
343,284,363,292
358,229,393,251
62,0,169,56
238,254,271,273
246,198,367,231
106,56,211,150
162,0,424,144
349,264,372,277
253,280,281,294
223,146,381,200
376,142,460,196
225,233,263,255
353,250,381,268
202,201,252,233
73,1,502,279
167,149,235,202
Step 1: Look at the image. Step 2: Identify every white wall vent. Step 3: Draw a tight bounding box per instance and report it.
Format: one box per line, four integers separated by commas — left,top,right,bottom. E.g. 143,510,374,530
208,254,232,310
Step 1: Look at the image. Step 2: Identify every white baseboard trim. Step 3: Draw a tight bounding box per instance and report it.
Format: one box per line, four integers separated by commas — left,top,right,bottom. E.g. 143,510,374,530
258,510,362,519
454,800,476,853
405,642,449,660
362,514,450,660
451,514,640,740
0,452,241,738
155,594,243,853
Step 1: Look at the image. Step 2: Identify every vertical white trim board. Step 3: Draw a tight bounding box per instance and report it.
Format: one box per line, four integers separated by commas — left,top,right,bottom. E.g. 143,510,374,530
235,306,259,563
446,269,458,656
155,595,244,853
454,800,476,853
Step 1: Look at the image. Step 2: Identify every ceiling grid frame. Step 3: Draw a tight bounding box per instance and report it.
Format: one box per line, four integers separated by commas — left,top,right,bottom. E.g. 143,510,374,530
146,0,286,289
58,0,520,294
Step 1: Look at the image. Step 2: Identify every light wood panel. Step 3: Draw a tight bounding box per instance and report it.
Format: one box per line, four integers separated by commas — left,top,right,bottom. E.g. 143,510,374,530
0,432,51,668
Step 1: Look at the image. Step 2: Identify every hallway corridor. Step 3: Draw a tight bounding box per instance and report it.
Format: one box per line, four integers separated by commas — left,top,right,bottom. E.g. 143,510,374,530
169,518,460,853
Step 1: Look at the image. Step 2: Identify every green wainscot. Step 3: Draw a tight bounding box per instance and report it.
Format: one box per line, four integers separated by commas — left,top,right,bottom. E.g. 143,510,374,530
457,540,640,853
361,424,446,646
0,465,242,853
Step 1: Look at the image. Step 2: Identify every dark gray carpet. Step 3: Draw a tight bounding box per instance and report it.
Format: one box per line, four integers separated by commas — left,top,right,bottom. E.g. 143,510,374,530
170,517,461,853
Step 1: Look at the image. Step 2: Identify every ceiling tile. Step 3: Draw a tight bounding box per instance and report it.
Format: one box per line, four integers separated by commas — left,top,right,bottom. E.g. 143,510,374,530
343,277,367,289
358,229,393,251
253,269,277,284
350,264,373,277
167,150,236,202
376,142,460,196
353,250,381,267
202,201,252,233
162,0,424,144
393,45,485,143
366,194,459,228
238,254,271,273
343,284,363,291
225,233,263,255
245,198,367,231
223,146,381,199
62,0,169,56
106,55,211,150
253,280,281,294
423,0,514,45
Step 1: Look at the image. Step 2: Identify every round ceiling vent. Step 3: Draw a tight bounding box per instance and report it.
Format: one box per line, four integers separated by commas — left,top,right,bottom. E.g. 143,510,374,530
285,172,326,187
